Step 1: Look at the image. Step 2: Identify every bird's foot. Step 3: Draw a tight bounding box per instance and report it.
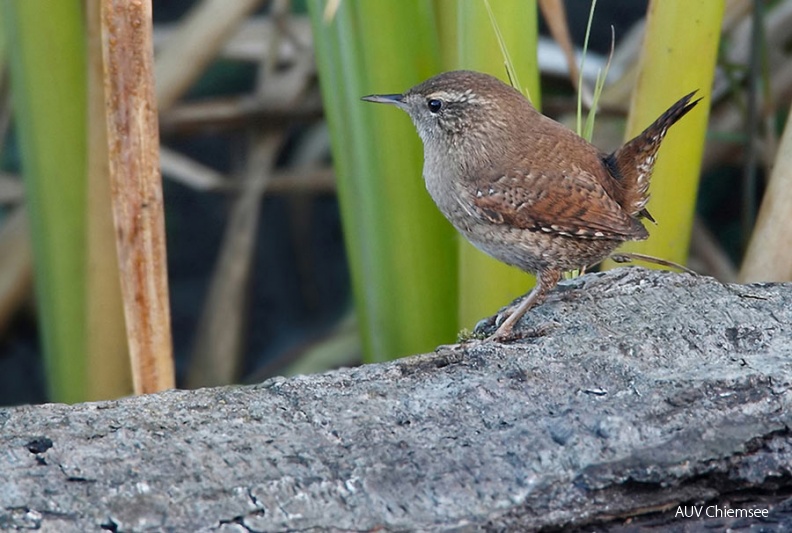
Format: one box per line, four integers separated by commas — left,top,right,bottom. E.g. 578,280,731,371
477,270,562,343
483,319,556,343
485,322,518,343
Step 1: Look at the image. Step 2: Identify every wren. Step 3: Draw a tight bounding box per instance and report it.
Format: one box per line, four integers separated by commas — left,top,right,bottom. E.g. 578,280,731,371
362,70,699,341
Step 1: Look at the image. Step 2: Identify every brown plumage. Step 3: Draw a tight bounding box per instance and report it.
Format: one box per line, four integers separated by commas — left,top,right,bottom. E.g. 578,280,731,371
362,71,699,341
605,91,700,221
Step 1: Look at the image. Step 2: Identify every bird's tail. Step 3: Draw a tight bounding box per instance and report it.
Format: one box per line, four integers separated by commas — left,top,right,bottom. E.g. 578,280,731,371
604,91,700,220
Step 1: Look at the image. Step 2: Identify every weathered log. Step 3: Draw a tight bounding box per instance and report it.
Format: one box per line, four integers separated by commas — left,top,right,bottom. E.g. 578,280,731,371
2,268,791,532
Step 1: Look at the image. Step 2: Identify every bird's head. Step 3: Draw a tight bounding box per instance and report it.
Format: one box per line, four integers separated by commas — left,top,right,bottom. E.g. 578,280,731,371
362,70,529,151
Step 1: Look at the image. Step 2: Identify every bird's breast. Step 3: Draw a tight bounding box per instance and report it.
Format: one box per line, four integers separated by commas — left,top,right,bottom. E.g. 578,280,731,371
422,154,474,228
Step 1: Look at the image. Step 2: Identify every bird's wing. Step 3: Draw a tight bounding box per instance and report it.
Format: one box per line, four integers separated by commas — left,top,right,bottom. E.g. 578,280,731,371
471,169,647,240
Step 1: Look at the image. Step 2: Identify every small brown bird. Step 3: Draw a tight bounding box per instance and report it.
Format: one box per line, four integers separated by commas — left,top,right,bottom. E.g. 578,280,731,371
362,70,699,341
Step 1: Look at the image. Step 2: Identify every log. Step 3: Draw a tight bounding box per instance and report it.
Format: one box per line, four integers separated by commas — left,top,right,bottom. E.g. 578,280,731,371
2,268,792,532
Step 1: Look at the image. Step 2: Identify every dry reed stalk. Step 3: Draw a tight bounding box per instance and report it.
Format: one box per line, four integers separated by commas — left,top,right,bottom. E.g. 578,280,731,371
101,0,174,394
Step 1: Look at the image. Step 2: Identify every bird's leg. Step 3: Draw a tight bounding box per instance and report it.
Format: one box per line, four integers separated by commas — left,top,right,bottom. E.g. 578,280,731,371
487,270,561,342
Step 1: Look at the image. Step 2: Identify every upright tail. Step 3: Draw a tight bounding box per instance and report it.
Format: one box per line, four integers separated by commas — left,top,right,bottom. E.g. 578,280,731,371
604,91,700,220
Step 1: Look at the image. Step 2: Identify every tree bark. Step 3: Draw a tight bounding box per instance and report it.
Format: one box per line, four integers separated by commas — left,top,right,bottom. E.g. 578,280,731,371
2,268,791,532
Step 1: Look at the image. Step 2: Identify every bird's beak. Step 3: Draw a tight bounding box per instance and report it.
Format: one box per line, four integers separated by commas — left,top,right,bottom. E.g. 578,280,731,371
361,93,405,108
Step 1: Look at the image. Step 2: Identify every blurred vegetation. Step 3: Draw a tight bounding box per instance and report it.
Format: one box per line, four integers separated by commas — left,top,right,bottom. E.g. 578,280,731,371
307,0,458,364
3,0,89,403
85,0,134,400
0,0,790,406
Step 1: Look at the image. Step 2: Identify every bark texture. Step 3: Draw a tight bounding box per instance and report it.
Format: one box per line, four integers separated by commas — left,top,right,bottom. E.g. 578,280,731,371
2,268,792,532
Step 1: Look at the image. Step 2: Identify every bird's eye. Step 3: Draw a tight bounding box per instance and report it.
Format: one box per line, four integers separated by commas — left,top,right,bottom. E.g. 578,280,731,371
427,99,443,114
